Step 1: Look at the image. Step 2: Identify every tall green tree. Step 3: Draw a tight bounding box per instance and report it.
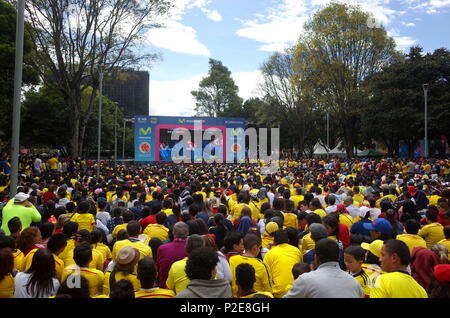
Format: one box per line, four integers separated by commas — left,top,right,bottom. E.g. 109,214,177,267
362,46,450,156
22,0,171,157
293,2,397,157
0,0,39,150
191,59,243,117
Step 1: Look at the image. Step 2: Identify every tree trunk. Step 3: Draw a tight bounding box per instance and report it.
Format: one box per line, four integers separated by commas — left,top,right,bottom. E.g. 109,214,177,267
70,104,80,158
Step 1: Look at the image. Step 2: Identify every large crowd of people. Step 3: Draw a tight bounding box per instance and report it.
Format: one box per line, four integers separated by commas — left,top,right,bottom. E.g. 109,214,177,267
0,153,450,298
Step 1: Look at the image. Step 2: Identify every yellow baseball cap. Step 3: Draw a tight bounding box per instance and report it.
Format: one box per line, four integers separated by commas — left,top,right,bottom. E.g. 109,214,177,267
361,240,383,258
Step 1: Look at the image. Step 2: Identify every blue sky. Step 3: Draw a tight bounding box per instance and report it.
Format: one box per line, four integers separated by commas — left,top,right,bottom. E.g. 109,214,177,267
141,0,450,116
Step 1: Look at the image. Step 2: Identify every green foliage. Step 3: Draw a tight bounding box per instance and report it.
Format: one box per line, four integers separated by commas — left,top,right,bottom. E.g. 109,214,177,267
0,0,39,147
191,59,243,117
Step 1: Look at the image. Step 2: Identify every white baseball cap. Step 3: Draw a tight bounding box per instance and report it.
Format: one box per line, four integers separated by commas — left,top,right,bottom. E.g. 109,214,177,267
14,192,30,203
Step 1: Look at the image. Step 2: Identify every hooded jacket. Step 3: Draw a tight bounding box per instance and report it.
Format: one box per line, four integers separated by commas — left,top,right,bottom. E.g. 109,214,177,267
175,279,232,298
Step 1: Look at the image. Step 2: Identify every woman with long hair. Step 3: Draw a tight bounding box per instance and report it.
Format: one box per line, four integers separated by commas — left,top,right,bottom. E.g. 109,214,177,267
16,226,43,256
0,249,14,298
14,248,60,298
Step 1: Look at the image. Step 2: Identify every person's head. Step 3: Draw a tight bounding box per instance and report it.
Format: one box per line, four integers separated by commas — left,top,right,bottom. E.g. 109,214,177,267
26,248,56,298
361,240,383,265
240,206,252,219
47,233,68,255
444,225,450,240
74,230,91,246
292,262,311,280
90,229,103,244
426,208,439,223
273,229,289,246
116,246,140,272
363,218,393,240
155,211,168,226
16,226,41,253
173,222,189,239
265,221,279,237
235,263,256,294
243,233,262,257
309,198,323,210
122,210,134,223
126,220,141,238
322,214,339,237
7,217,22,236
286,227,299,247
39,222,55,241
430,264,450,298
137,257,157,289
97,200,107,211
305,212,321,226
76,201,90,214
380,239,410,273
185,234,206,255
430,244,450,264
73,244,92,267
57,275,90,298
299,201,309,212
325,195,336,206
0,249,14,282
223,231,244,254
63,221,79,238
404,219,421,235
314,238,340,266
109,279,135,299
185,247,219,281
309,223,328,242
344,245,366,274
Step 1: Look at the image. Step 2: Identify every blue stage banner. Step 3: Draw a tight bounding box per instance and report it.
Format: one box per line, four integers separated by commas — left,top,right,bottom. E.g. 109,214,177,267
134,116,246,162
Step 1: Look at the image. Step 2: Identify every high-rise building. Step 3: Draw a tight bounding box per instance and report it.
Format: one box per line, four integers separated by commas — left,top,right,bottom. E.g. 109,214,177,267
103,69,149,117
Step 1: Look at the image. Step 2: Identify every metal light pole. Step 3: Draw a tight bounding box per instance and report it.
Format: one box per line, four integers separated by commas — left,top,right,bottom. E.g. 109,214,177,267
10,0,25,198
97,69,103,177
326,112,330,159
423,84,429,158
122,118,127,160
114,102,118,169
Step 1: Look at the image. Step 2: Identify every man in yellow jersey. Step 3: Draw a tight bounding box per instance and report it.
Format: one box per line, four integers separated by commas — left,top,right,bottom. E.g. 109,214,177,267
438,225,450,258
112,221,152,260
230,233,273,296
135,257,175,298
418,209,445,248
371,239,428,298
264,229,302,297
61,244,105,297
235,263,274,298
396,219,427,254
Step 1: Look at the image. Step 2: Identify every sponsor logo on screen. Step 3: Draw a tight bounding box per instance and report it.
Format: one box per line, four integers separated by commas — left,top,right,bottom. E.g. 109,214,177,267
139,142,151,153
139,127,152,136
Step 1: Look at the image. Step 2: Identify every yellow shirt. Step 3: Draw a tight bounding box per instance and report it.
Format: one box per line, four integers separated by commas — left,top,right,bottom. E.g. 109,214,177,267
162,208,173,216
428,195,441,206
22,249,65,281
48,157,58,170
396,234,427,255
263,243,302,298
61,266,105,297
93,243,112,261
231,203,252,222
143,224,169,242
291,195,304,209
112,223,128,238
103,271,141,296
351,269,370,297
353,194,364,204
418,223,445,248
71,213,96,232
438,239,450,259
301,232,315,252
229,255,272,296
240,291,274,298
370,272,428,298
166,257,190,295
13,250,24,272
112,239,152,261
261,232,274,249
64,247,105,271
313,209,327,219
0,274,14,298
135,288,175,298
58,239,75,263
339,213,354,229
283,213,298,229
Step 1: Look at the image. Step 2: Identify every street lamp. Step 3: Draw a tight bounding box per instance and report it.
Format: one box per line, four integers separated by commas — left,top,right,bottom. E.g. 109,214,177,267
423,83,429,157
114,102,118,169
97,68,104,178
9,0,25,198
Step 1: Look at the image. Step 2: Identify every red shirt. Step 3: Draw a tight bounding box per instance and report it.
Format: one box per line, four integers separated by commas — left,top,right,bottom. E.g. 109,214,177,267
338,224,350,249
438,210,450,226
43,192,56,204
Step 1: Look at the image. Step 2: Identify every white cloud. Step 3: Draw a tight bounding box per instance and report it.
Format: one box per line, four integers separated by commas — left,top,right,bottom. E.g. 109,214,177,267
402,21,416,27
146,21,211,56
388,29,418,50
201,8,222,22
236,0,400,52
149,72,263,116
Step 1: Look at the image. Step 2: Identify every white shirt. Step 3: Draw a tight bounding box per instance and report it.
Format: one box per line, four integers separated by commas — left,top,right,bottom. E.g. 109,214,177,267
325,205,337,214
97,211,111,227
34,158,42,171
369,208,381,220
346,204,361,219
14,272,60,298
